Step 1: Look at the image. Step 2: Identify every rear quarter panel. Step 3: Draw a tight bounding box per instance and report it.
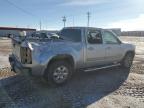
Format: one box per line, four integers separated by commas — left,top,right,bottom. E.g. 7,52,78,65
39,41,84,71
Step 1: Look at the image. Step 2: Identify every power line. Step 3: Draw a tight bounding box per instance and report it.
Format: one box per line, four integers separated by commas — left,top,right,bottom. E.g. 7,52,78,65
4,0,37,18
4,0,94,29
4,0,43,30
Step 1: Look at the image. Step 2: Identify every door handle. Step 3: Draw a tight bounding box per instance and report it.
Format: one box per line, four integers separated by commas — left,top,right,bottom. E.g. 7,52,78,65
88,47,94,50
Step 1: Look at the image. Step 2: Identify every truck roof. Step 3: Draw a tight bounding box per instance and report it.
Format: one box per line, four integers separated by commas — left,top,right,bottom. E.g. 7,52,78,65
63,27,102,30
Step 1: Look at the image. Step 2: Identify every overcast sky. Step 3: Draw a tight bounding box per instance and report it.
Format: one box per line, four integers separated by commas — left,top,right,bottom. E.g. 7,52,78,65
0,0,144,31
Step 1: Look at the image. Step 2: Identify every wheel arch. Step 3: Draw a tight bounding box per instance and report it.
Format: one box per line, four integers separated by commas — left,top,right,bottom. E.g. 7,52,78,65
125,50,135,57
121,50,135,61
46,54,75,70
120,50,135,68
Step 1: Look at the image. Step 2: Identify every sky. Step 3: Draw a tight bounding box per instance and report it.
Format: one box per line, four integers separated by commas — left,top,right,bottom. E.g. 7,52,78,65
0,0,144,31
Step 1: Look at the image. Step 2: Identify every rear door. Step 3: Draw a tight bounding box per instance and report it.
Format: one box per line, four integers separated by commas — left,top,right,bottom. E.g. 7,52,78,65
102,30,123,63
86,29,106,67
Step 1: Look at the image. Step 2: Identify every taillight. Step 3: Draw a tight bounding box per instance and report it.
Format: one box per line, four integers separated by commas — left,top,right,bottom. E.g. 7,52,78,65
20,47,32,64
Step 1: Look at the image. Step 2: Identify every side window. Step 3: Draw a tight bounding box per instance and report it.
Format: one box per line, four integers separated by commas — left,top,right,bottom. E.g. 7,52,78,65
87,30,102,44
103,31,120,44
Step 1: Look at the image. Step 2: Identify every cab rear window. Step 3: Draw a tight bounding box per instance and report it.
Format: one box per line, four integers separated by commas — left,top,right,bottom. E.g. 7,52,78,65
60,29,81,42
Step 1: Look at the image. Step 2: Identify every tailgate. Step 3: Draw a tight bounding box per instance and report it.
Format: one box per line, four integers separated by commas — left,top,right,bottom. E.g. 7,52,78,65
12,42,21,62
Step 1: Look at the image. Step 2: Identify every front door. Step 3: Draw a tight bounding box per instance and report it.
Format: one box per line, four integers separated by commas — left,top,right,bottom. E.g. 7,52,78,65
102,30,123,63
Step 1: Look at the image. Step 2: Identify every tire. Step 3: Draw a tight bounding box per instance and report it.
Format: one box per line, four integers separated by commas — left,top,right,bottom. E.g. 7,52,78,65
121,53,134,68
44,61,73,86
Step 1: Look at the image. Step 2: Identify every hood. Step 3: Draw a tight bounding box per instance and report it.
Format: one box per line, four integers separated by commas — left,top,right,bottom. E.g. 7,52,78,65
122,43,136,51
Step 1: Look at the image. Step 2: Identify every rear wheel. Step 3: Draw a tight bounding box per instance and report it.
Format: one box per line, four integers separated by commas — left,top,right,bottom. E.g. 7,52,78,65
44,61,72,86
121,53,134,68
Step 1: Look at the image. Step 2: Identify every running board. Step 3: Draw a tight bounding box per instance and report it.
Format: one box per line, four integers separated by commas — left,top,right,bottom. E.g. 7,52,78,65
84,63,120,72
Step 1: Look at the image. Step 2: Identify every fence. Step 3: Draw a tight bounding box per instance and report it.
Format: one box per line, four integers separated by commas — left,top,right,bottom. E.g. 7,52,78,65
121,31,144,36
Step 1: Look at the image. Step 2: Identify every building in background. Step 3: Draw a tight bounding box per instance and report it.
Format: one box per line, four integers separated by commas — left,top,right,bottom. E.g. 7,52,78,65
37,30,58,34
106,28,121,36
0,27,36,37
121,31,144,36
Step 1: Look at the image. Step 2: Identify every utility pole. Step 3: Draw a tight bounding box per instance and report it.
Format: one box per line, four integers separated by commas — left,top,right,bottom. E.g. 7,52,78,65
73,16,75,27
87,12,90,27
62,16,66,28
27,25,29,28
39,20,42,30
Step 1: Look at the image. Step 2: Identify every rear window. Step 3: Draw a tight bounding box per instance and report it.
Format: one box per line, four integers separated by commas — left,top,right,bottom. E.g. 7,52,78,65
60,29,81,42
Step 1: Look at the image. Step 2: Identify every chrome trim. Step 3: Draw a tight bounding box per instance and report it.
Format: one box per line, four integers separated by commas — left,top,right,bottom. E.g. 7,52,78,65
84,63,120,72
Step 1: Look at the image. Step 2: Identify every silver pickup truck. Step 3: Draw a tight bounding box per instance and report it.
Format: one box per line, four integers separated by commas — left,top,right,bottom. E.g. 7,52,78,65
9,27,135,85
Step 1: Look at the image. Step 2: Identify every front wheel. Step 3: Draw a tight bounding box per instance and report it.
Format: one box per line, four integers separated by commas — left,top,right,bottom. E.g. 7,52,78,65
44,61,73,86
121,53,134,68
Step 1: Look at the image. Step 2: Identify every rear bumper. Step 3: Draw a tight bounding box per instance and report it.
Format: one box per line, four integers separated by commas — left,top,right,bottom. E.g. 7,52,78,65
9,55,32,75
9,54,46,76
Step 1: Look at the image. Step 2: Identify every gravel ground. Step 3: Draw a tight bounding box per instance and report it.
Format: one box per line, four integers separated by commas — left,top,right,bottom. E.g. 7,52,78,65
0,64,144,108
0,37,144,108
120,36,144,65
0,39,11,68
